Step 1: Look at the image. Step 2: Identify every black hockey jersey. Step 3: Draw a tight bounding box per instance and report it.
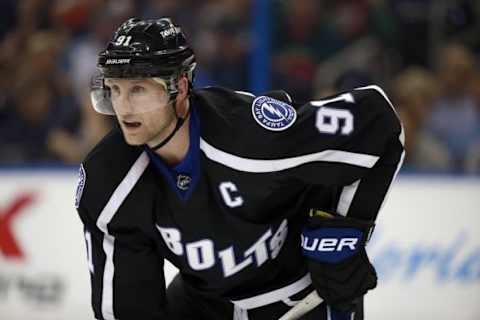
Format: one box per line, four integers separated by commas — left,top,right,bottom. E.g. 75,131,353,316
75,85,404,319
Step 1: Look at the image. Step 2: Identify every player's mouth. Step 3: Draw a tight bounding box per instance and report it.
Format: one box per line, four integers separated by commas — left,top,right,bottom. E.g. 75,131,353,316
122,120,142,129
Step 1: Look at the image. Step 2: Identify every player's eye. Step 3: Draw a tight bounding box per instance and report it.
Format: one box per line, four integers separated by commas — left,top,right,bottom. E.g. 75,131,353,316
108,84,121,96
130,85,145,94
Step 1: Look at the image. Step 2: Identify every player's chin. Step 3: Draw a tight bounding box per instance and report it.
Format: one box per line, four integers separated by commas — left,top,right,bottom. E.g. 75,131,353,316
121,131,148,146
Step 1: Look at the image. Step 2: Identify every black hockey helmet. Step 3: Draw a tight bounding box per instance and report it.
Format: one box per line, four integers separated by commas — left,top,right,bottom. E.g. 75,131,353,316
91,17,196,115
99,17,195,79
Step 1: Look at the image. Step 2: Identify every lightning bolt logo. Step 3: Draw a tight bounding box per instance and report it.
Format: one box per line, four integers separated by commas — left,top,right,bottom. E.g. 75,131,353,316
252,96,297,131
262,102,286,120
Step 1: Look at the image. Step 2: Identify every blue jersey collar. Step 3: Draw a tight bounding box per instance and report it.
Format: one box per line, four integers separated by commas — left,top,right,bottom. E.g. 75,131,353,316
145,102,200,201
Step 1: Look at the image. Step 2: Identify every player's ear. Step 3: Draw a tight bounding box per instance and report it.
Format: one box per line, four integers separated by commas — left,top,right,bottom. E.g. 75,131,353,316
177,75,189,100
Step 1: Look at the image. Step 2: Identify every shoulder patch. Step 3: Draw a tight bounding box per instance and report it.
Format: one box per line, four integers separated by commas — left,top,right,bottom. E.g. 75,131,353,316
75,164,86,209
252,96,297,131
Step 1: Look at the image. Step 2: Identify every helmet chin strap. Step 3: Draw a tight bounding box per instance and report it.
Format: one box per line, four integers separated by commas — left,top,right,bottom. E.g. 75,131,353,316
149,99,190,151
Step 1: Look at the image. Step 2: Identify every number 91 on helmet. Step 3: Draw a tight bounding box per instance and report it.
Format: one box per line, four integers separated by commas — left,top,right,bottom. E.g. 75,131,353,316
90,17,196,116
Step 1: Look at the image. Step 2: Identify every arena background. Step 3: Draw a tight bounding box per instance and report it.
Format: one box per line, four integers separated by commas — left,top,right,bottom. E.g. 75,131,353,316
0,1,479,319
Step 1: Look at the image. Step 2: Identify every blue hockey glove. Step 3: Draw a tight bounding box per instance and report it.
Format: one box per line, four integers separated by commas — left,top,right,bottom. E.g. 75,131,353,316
301,209,376,311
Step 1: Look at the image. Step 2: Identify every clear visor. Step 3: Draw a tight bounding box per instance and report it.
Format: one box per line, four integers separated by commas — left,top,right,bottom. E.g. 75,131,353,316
90,73,173,116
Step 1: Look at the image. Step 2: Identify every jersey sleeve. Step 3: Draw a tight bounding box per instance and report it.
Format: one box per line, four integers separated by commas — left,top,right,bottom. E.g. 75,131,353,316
76,160,168,320
287,85,405,221
197,85,403,223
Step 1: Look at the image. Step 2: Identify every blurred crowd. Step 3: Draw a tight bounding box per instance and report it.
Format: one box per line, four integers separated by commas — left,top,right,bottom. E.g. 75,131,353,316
1,0,480,175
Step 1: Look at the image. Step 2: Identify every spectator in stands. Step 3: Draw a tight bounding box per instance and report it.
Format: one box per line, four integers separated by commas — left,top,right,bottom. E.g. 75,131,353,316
393,67,451,172
0,76,78,163
389,0,433,67
425,43,480,172
334,0,370,42
0,31,79,164
442,0,480,52
464,74,480,174
192,0,251,89
47,96,112,164
271,0,346,100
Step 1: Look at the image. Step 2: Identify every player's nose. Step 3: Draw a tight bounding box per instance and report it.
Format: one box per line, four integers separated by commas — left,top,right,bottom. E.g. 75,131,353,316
113,97,135,116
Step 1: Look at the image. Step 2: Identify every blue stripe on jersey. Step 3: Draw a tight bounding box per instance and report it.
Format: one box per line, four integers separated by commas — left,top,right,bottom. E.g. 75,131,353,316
145,102,201,201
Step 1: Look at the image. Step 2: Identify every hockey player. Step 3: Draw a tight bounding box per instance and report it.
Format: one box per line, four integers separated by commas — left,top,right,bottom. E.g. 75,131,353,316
76,17,404,320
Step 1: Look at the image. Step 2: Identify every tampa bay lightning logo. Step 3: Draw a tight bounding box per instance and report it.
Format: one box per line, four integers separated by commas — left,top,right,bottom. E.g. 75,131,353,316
252,96,297,131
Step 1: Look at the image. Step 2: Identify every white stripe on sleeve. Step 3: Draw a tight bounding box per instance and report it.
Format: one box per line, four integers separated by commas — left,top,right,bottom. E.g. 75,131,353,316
235,90,255,97
96,152,150,320
336,179,361,216
200,138,379,173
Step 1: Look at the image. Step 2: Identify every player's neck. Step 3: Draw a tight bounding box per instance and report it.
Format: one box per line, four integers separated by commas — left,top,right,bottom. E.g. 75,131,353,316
154,101,191,166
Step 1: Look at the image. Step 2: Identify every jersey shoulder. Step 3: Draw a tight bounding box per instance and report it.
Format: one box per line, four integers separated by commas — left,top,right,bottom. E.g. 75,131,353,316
76,128,145,217
296,85,402,154
312,85,401,133
195,85,402,166
349,85,398,120
194,86,299,158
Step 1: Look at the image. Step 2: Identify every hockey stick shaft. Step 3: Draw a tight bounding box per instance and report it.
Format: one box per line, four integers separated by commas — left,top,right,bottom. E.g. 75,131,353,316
278,290,323,320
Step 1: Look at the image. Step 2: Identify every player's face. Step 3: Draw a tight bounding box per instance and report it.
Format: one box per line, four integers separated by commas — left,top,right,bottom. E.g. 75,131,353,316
104,78,176,146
